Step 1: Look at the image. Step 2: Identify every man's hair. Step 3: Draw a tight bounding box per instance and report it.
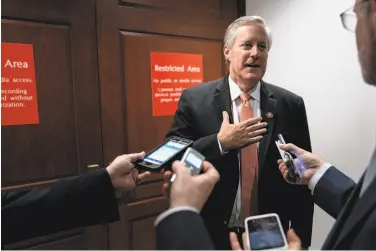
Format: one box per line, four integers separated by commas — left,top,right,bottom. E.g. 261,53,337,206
224,15,272,51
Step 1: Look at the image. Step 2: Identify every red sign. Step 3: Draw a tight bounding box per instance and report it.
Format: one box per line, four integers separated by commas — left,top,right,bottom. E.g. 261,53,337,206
150,52,203,116
1,42,39,126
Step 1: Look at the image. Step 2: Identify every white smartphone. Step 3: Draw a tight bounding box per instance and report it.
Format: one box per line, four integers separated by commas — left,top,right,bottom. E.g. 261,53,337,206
244,213,288,250
170,147,205,182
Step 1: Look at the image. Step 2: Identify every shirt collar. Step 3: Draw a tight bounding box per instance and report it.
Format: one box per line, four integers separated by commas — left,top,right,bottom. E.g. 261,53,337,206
228,75,261,102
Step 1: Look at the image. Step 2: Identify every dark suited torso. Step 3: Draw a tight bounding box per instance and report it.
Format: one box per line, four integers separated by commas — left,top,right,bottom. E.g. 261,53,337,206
319,148,376,250
166,76,314,249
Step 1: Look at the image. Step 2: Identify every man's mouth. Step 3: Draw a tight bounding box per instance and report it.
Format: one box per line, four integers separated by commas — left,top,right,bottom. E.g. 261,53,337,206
244,63,260,68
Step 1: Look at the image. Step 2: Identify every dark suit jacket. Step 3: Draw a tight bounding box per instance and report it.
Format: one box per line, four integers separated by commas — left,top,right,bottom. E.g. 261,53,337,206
166,76,314,249
156,210,215,250
2,169,120,246
315,166,376,249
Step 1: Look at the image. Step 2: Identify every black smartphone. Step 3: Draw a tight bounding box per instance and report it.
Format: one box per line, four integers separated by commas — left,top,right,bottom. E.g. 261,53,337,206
136,136,193,172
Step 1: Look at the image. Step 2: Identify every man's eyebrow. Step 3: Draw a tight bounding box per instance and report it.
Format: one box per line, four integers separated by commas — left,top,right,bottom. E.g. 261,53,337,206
240,39,267,43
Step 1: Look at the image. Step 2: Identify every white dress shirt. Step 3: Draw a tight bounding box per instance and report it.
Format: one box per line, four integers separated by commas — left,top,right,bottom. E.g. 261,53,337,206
218,76,261,228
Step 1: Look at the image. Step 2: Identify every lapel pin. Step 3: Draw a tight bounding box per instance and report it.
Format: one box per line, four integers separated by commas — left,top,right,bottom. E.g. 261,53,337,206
266,112,273,119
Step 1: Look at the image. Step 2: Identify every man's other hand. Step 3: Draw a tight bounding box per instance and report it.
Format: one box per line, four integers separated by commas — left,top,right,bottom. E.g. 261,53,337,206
106,152,151,190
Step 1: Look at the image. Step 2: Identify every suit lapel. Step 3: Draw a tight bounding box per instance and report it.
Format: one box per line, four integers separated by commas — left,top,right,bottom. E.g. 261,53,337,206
213,76,233,123
258,81,277,172
334,177,376,248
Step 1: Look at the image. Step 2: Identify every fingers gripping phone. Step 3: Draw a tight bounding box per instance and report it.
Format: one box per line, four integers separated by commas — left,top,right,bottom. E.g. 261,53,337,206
245,213,288,250
170,147,205,182
136,136,193,172
275,134,300,183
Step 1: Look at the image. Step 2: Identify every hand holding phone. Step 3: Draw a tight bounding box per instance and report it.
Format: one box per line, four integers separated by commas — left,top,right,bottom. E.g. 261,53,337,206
167,157,219,212
245,213,288,250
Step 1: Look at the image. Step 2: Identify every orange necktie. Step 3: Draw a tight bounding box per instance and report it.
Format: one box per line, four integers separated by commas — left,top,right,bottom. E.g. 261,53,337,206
239,93,259,217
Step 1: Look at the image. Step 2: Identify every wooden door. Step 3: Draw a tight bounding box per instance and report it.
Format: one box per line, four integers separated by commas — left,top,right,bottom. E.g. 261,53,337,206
1,0,107,249
96,0,244,249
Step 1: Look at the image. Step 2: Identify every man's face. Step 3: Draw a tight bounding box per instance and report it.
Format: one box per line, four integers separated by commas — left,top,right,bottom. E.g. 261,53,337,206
224,24,269,85
355,0,376,86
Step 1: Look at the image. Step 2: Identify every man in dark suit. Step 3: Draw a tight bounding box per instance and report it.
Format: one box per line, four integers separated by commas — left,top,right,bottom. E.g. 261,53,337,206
2,152,150,246
277,144,376,250
165,15,314,249
275,0,376,249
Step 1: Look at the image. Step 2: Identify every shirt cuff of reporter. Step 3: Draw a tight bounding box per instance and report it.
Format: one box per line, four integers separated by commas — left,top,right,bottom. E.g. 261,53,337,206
308,162,332,194
154,206,199,227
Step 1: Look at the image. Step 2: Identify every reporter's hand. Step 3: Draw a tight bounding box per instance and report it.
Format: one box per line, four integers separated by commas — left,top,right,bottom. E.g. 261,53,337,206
287,229,301,250
106,152,151,190
277,143,325,185
218,111,267,151
162,170,173,195
229,229,301,251
168,160,219,212
230,232,248,250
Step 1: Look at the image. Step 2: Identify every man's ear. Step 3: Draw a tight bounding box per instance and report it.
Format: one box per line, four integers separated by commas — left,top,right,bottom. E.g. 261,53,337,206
224,46,231,63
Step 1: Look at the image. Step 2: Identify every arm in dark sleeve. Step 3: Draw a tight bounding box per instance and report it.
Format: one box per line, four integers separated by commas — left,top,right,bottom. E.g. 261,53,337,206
289,97,314,248
166,89,222,161
156,210,215,250
2,168,120,245
313,166,356,219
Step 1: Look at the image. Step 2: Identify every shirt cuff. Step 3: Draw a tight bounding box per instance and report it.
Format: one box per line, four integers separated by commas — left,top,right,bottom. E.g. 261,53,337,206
154,206,199,227
217,137,228,155
308,162,332,194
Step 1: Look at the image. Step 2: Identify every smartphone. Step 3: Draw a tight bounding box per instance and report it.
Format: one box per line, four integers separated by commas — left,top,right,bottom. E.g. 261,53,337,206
136,136,193,172
245,213,288,250
275,134,301,183
170,147,205,182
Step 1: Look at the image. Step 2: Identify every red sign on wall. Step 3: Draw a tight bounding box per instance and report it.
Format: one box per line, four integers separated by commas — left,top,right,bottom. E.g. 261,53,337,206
1,42,39,126
150,52,203,116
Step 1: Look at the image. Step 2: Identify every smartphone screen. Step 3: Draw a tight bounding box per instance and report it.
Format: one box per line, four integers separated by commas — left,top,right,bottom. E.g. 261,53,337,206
247,215,286,250
142,140,188,168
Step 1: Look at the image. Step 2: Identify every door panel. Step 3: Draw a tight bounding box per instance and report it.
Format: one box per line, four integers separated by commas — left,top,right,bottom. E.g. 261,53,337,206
1,0,106,249
2,20,78,185
96,0,242,249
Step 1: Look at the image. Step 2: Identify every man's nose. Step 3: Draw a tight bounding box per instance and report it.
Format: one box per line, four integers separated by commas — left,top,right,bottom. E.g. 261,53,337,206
249,45,260,57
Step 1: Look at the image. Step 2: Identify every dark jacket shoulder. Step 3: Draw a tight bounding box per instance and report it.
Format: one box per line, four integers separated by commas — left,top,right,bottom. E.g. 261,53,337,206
262,81,303,101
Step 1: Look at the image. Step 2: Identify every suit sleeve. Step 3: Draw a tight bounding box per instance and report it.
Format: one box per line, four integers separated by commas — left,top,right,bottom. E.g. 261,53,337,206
313,166,356,219
2,169,120,245
156,210,215,250
289,97,314,248
166,89,222,161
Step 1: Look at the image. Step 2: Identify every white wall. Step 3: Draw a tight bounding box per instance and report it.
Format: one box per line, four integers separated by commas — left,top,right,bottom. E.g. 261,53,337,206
246,0,376,249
